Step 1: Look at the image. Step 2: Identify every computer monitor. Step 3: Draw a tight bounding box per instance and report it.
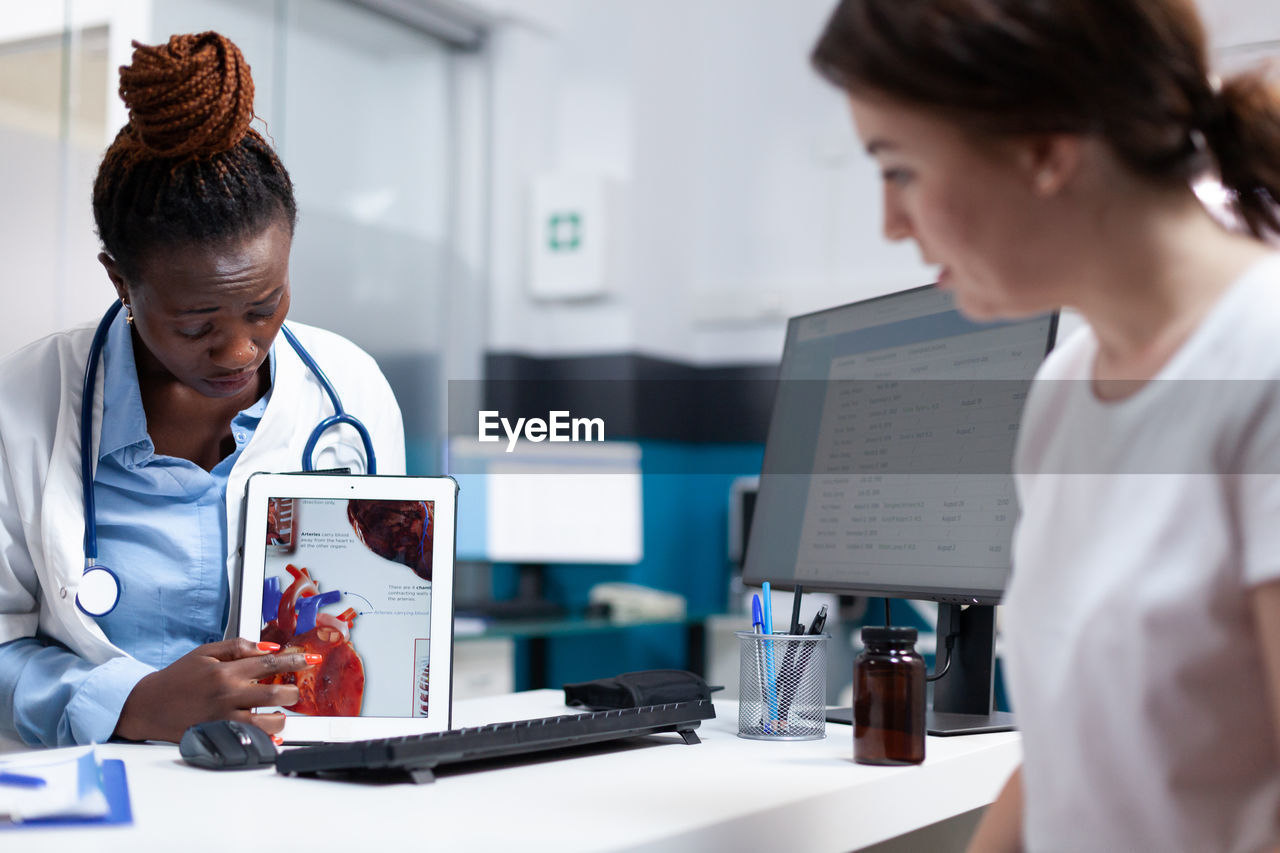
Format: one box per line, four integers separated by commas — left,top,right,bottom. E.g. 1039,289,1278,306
742,284,1056,734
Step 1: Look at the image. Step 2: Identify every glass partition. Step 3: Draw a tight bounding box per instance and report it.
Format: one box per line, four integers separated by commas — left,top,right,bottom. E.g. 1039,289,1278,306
0,0,475,474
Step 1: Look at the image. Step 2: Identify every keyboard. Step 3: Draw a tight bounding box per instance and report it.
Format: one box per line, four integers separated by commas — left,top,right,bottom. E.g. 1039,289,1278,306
275,700,716,783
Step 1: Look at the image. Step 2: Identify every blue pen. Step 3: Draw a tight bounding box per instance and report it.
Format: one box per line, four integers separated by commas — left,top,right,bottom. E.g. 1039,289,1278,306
750,595,772,732
0,771,47,789
761,582,778,726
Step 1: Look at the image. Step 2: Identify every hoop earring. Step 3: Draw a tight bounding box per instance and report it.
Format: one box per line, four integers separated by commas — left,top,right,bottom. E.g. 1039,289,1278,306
121,298,134,326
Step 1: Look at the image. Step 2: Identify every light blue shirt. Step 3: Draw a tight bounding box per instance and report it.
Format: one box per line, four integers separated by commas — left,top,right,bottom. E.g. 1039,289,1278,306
0,308,272,746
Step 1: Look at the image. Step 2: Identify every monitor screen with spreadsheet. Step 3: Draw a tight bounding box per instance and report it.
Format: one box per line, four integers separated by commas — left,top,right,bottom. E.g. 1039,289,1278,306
742,284,1056,604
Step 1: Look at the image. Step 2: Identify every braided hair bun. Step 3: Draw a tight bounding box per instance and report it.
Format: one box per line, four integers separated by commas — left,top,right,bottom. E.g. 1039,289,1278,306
93,31,296,279
119,32,255,161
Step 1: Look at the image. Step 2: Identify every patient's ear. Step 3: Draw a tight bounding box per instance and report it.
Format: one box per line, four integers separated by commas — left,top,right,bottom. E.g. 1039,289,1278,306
1017,134,1083,198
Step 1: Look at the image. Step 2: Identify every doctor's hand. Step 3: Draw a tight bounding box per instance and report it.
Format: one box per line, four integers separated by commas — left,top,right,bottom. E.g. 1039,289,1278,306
114,638,318,743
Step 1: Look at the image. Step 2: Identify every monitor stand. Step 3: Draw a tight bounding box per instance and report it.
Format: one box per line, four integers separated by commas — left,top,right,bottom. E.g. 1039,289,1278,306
824,707,1016,736
824,603,1015,736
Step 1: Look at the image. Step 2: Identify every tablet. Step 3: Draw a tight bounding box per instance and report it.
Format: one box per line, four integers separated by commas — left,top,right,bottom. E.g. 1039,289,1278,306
238,473,457,743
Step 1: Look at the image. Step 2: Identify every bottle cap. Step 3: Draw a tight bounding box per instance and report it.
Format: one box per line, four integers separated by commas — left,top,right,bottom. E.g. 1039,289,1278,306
861,626,918,645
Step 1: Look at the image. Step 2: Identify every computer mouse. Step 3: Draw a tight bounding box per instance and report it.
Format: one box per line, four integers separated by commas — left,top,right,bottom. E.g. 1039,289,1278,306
179,720,278,770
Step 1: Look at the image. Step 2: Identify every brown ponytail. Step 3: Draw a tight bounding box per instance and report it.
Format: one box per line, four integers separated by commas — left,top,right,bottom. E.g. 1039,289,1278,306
1205,72,1280,238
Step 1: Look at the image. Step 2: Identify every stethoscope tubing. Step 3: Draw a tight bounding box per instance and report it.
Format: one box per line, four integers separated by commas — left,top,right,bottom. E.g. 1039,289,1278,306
279,323,377,474
81,300,122,566
77,302,378,616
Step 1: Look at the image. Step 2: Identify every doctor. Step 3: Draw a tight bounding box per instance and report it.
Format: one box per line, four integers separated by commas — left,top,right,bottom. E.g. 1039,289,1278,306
0,32,405,746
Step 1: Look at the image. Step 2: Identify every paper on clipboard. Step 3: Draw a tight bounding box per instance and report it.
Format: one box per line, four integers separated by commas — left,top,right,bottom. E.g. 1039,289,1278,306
0,748,109,825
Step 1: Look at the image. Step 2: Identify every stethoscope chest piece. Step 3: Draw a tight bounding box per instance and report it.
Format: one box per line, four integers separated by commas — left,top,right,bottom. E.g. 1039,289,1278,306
76,564,121,617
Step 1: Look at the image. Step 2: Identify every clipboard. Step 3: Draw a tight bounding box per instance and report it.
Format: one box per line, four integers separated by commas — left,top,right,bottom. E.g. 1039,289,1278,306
0,756,131,829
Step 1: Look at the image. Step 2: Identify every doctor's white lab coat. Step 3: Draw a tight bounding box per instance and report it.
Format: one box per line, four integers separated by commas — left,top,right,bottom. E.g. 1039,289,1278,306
0,319,405,666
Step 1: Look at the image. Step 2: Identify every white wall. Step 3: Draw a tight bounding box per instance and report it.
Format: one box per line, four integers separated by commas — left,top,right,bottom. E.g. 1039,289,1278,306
474,0,1280,366
1200,2,1280,50
477,0,925,364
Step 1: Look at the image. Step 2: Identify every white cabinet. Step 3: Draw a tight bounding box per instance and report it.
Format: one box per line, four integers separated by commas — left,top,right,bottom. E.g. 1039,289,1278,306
452,637,516,701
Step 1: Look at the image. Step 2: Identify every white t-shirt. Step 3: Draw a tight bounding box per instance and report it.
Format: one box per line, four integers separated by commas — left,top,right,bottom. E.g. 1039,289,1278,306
1005,254,1280,852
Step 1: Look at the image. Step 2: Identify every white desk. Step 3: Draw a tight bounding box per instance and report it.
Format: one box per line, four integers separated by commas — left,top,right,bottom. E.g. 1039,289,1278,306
1,691,1020,852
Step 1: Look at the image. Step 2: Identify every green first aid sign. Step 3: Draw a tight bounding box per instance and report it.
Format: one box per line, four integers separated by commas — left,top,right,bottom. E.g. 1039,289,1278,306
547,212,582,251
529,176,610,299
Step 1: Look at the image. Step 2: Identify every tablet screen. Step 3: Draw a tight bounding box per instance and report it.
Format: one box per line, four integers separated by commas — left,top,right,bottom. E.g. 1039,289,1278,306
257,496,435,718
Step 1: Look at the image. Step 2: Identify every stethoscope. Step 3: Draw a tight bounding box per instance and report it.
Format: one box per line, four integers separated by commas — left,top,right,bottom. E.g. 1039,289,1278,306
76,300,378,617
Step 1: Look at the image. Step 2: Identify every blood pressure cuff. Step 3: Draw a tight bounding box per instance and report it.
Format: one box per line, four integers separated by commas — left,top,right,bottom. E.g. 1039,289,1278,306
563,669,714,711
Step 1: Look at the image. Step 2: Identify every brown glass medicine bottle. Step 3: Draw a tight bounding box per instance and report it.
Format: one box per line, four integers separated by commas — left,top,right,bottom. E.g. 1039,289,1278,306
853,626,925,765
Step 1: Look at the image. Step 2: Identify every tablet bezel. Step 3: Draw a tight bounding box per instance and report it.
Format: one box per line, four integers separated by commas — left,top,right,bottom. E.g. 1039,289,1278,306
238,472,456,743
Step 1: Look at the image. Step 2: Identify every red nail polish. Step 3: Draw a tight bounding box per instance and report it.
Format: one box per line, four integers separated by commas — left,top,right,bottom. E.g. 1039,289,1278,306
257,642,280,652
304,653,323,665
271,734,284,746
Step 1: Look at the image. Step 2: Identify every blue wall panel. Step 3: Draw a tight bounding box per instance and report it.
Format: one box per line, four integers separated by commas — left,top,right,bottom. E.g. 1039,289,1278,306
516,441,765,689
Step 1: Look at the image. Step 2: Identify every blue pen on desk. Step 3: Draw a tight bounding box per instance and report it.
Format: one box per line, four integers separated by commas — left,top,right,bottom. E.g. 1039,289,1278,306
0,771,47,789
761,582,778,727
751,594,772,732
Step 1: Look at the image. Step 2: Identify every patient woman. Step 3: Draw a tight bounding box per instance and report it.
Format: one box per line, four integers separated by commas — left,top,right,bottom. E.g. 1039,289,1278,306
811,1,1280,850
0,33,404,746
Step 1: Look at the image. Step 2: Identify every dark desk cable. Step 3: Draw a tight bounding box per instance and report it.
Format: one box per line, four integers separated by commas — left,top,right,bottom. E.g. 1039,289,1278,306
883,597,958,684
926,629,958,683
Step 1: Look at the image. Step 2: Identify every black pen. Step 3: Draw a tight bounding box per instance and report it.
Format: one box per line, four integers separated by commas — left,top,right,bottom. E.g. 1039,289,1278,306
779,604,829,721
778,586,805,686
806,603,828,635
789,584,804,635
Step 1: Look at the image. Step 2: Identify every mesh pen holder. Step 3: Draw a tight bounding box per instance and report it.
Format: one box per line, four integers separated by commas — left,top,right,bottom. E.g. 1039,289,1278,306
736,631,828,741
